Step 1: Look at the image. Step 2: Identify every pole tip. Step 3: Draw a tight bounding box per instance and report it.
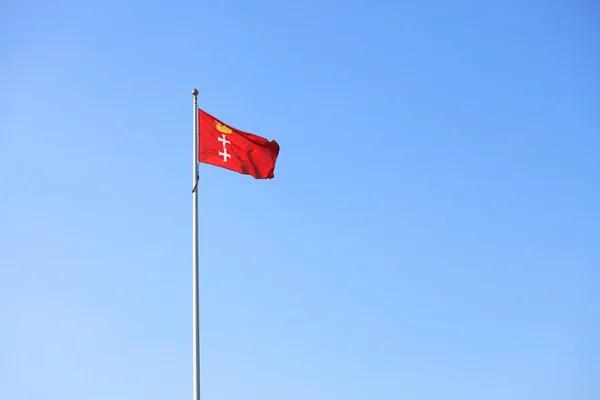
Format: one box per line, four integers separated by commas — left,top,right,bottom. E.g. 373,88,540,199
192,88,199,97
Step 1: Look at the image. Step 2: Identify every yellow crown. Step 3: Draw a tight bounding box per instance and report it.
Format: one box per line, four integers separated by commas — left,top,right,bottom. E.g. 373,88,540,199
216,121,232,134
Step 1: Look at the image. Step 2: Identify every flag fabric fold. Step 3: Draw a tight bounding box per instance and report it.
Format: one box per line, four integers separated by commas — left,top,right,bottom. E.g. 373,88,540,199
198,109,280,179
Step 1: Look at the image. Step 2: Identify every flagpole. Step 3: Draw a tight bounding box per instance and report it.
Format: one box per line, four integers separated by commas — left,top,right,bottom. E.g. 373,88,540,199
191,88,201,400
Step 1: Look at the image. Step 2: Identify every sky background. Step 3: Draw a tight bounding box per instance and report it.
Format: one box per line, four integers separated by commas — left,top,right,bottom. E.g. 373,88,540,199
1,0,599,399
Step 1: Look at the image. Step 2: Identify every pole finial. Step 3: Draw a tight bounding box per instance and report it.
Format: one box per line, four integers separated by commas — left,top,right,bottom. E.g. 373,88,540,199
192,88,199,97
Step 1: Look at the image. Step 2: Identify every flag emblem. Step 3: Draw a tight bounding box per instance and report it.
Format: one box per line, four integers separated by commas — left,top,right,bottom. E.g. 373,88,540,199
216,121,232,134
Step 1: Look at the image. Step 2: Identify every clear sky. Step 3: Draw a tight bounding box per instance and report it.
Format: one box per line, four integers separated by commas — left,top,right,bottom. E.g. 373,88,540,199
1,0,599,399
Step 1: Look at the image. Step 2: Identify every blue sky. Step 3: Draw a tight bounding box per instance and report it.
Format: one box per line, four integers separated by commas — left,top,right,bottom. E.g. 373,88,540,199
1,0,599,399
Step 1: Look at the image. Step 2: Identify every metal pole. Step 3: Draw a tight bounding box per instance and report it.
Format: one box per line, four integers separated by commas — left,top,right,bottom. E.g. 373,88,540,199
191,88,200,400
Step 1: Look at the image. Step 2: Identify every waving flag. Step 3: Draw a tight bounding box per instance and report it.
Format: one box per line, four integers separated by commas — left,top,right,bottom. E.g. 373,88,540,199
198,109,280,179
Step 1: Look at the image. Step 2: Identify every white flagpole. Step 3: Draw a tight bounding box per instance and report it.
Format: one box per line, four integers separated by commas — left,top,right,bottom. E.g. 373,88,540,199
191,88,201,400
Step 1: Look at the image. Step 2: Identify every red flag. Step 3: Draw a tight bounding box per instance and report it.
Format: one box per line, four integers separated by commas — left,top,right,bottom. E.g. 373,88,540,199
198,109,280,179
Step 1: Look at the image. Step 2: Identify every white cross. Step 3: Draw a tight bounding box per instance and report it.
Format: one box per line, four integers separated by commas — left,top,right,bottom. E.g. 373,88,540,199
218,148,231,162
218,134,230,147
